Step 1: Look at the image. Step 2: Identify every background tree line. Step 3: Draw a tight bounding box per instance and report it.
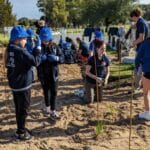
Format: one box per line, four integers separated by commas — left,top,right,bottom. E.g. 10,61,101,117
1,0,150,28
36,0,145,27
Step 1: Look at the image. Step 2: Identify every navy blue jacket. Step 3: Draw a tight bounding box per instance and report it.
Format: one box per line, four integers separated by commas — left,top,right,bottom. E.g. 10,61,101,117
135,38,150,73
86,54,110,84
136,17,149,51
6,43,41,91
37,42,63,84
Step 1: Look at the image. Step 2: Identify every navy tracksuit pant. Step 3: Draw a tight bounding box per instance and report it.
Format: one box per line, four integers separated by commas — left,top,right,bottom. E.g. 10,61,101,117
13,89,31,134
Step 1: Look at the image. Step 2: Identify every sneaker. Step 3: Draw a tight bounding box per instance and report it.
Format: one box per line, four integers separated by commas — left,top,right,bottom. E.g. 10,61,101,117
50,111,61,121
15,130,32,140
139,111,150,121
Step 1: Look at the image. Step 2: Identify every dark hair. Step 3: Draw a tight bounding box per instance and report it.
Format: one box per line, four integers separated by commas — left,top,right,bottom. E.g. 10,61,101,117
130,8,143,17
76,37,81,42
66,37,72,42
94,39,105,48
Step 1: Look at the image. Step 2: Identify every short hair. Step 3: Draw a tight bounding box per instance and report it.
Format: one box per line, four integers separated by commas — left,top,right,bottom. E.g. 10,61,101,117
38,20,45,26
94,39,105,48
66,37,72,42
76,37,81,42
130,8,143,17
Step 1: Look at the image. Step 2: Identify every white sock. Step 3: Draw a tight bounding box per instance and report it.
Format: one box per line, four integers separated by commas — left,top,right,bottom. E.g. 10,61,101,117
46,106,50,113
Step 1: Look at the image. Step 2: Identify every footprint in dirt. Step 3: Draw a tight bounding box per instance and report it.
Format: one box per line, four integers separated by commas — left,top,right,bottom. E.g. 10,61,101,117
65,125,79,135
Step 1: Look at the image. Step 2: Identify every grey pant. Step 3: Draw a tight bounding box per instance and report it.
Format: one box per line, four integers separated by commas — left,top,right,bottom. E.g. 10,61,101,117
85,81,103,103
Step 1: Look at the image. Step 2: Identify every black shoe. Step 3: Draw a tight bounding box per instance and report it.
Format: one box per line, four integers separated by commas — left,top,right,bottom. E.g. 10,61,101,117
15,130,32,140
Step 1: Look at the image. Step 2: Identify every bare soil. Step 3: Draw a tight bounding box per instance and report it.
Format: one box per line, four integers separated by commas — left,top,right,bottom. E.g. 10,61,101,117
0,47,150,150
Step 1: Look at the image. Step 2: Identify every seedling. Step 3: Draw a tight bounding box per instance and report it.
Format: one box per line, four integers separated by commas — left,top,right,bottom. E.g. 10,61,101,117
108,104,117,116
95,121,105,137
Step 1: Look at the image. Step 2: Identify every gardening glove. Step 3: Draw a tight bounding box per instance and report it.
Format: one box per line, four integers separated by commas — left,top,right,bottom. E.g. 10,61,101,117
41,54,47,62
47,54,59,62
96,77,103,85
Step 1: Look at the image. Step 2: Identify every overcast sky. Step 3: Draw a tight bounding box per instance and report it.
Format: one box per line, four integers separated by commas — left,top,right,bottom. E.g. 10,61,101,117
10,0,150,19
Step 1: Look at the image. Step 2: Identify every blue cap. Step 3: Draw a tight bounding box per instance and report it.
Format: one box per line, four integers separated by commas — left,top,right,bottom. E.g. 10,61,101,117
39,26,53,41
10,26,29,41
95,31,103,39
26,28,34,38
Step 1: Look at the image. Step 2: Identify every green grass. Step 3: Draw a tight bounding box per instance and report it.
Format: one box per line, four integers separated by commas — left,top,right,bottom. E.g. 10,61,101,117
106,45,116,55
110,63,134,77
106,45,134,78
0,33,9,45
108,104,117,116
95,121,105,137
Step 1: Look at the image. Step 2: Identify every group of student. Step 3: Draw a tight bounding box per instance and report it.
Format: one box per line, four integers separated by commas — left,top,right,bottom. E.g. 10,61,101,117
5,7,150,141
6,24,63,140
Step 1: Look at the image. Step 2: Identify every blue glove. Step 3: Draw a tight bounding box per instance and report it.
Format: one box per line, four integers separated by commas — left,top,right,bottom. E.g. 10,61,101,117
47,54,59,62
41,54,47,62
26,39,33,54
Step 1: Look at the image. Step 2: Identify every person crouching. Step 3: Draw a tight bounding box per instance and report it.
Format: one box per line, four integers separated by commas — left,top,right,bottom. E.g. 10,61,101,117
85,39,110,103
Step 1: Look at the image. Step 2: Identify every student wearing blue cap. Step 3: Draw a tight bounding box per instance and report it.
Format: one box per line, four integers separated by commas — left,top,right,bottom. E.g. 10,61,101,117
6,26,41,140
89,28,103,57
38,26,63,121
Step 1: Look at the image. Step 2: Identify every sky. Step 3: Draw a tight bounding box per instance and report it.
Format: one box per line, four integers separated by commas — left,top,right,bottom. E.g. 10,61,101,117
10,0,150,19
140,0,150,4
10,0,43,19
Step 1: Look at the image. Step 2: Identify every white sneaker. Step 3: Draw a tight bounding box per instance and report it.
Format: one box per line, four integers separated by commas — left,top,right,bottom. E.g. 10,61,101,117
50,111,61,121
139,111,150,121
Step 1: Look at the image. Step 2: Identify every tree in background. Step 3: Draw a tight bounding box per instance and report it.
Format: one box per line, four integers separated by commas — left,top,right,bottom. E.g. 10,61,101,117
18,17,30,27
0,0,17,27
141,4,150,21
37,0,68,27
37,0,139,27
66,0,83,27
82,0,135,26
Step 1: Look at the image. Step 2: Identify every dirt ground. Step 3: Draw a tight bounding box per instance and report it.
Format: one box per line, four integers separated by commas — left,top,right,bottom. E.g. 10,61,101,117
0,47,150,150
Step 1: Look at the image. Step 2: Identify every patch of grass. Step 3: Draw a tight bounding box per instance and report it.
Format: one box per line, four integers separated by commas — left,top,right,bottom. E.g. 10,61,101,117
95,121,105,137
106,45,116,55
108,104,117,116
110,63,134,78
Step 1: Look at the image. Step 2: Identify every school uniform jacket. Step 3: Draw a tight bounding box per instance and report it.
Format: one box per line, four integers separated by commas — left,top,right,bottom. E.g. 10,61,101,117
6,43,41,91
37,42,64,84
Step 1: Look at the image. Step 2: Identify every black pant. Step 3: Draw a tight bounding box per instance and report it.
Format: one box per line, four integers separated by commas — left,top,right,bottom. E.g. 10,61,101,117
13,89,31,134
42,80,58,111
